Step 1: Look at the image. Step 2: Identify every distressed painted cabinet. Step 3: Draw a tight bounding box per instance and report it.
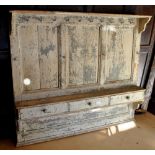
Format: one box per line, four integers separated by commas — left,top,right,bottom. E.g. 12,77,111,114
10,11,151,146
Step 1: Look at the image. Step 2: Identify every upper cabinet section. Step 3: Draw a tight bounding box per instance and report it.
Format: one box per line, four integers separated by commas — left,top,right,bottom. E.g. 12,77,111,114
10,11,151,101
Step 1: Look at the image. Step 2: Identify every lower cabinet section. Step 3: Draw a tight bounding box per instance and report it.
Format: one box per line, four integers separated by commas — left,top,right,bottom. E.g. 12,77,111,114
18,104,129,132
16,103,134,146
16,88,144,146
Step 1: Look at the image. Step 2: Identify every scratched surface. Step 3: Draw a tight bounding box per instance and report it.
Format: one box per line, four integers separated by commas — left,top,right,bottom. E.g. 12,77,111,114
18,103,129,132
11,13,150,98
38,25,58,89
17,112,133,146
101,26,134,83
10,12,150,146
18,25,40,91
66,25,99,86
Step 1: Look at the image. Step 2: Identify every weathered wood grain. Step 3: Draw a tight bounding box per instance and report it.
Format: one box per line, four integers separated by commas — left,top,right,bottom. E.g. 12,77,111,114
132,26,141,85
69,97,109,112
16,86,145,108
10,12,150,146
17,103,129,132
18,96,109,119
17,113,132,146
10,12,151,102
38,25,59,89
110,91,144,105
101,25,134,83
18,25,40,91
61,24,99,88
67,25,99,86
10,35,23,98
19,102,68,119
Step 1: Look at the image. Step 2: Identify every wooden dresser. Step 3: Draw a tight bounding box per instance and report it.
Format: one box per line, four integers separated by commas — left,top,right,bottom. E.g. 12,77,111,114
10,11,151,146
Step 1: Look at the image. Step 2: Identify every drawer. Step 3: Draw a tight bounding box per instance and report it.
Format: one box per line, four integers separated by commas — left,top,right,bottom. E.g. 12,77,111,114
18,97,109,120
69,97,109,112
110,91,144,105
18,102,68,120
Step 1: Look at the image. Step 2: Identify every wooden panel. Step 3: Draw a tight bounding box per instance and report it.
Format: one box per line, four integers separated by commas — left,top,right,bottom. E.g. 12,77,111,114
11,12,151,101
10,35,22,97
10,12,151,146
38,25,59,89
17,113,132,146
18,24,59,91
101,26,134,83
18,25,40,91
61,24,99,87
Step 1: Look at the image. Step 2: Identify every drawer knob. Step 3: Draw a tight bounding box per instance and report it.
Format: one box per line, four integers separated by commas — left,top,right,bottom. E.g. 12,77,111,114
87,102,92,106
126,96,130,99
41,109,47,113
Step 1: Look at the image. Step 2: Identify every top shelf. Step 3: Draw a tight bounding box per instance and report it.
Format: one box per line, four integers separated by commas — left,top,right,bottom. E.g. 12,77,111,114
16,85,145,108
10,10,152,19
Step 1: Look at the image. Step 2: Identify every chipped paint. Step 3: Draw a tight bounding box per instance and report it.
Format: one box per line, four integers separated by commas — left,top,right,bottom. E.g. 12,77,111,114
40,44,55,56
10,12,149,146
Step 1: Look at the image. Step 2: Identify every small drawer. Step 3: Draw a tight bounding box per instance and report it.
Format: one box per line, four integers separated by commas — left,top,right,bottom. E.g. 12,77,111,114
18,102,68,120
110,91,144,105
69,97,109,112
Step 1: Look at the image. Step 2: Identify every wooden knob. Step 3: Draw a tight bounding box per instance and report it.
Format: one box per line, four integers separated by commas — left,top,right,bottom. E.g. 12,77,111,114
126,96,130,99
87,102,92,106
42,109,47,113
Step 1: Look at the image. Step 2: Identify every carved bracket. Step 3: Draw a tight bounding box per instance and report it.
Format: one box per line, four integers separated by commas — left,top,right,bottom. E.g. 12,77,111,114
138,17,152,33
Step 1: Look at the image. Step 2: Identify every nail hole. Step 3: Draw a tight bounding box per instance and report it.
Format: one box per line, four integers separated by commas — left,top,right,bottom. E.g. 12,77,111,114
24,78,31,86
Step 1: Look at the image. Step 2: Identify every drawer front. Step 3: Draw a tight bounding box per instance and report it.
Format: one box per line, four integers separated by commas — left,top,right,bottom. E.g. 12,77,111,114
110,91,144,105
19,102,68,119
69,97,109,112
